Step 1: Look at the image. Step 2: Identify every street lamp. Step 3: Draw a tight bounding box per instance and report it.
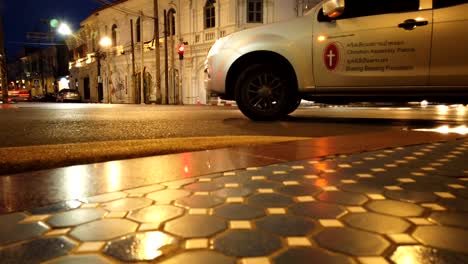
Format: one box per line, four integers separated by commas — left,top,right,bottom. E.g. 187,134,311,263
99,36,112,48
57,23,72,36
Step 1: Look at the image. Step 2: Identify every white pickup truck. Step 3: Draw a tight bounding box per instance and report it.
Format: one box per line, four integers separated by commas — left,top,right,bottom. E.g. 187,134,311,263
205,0,468,120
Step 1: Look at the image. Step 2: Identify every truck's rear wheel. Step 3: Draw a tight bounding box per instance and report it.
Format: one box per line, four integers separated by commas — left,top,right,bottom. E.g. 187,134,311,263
235,64,296,121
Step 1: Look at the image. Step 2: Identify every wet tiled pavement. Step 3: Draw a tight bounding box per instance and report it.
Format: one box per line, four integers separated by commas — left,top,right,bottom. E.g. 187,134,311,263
1,138,468,263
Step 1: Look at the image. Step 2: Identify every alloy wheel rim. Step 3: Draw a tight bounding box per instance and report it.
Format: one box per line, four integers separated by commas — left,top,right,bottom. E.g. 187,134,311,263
246,72,284,112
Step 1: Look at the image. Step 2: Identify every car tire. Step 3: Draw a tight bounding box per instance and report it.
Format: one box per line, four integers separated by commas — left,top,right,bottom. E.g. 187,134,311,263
285,97,301,115
235,64,297,121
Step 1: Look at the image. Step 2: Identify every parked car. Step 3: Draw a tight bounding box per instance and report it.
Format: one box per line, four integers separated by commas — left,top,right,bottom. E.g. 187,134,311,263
56,89,81,103
32,93,57,102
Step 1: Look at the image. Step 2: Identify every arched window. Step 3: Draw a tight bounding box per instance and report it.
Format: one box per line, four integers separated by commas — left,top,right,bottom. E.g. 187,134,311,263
136,18,141,42
247,0,263,23
167,9,176,36
204,0,216,28
111,24,117,46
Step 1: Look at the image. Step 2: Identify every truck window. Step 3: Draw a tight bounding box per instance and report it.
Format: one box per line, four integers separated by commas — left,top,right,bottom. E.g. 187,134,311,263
434,0,468,8
319,0,420,21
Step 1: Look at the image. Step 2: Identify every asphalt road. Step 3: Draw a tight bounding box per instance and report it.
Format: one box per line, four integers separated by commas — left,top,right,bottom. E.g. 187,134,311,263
0,102,467,148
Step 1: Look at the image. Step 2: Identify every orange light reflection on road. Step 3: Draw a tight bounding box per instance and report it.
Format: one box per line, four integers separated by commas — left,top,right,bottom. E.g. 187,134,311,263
1,176,14,212
315,178,329,188
63,166,89,198
182,153,191,178
105,161,122,192
413,125,468,135
315,162,328,172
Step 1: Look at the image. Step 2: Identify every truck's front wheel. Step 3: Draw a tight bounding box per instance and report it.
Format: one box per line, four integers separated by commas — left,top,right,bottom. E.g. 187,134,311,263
235,64,296,121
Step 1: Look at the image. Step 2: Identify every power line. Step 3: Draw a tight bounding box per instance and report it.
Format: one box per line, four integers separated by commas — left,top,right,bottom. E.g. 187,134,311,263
92,0,156,20
7,41,66,46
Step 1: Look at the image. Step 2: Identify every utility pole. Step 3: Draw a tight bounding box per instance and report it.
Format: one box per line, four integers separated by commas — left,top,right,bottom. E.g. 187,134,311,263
169,10,176,104
154,0,161,104
0,16,8,104
130,19,137,104
140,12,145,104
0,32,7,103
163,9,169,105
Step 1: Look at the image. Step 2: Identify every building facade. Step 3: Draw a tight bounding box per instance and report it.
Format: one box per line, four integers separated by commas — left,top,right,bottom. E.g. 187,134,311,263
67,0,321,104
8,45,69,96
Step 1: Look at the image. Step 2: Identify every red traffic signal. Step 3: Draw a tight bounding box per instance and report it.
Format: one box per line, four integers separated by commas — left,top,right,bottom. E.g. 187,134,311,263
178,44,185,60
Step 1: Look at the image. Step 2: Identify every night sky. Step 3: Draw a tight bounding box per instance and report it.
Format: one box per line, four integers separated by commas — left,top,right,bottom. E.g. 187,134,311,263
1,0,104,60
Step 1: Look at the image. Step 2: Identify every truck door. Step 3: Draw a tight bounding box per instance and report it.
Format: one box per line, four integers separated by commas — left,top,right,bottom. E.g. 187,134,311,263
313,0,433,91
430,0,468,86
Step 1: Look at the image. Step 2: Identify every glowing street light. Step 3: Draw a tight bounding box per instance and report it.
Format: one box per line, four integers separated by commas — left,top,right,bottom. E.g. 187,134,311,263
57,23,72,36
99,36,112,48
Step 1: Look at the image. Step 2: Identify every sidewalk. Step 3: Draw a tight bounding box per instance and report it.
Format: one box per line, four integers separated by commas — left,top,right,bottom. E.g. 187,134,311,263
0,131,467,263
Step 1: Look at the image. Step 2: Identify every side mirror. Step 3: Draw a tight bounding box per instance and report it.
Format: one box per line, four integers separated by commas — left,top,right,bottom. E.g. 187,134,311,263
322,0,345,18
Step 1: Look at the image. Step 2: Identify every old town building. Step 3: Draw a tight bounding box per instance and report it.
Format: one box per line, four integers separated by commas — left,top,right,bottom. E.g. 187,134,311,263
66,0,320,104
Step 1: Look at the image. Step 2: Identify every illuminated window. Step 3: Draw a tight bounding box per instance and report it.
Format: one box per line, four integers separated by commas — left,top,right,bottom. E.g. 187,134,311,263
247,0,263,23
204,0,216,29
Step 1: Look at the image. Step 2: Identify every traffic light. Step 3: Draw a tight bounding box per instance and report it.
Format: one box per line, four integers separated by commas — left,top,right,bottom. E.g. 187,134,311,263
178,44,185,60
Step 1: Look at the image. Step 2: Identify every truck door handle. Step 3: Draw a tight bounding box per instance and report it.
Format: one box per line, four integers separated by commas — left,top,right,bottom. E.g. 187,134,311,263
398,19,429,30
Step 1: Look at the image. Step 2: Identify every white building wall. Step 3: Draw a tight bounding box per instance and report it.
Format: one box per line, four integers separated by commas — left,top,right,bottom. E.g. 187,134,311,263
68,0,304,104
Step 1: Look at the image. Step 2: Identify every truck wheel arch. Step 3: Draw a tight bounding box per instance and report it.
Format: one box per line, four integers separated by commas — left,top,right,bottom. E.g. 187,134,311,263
224,51,298,100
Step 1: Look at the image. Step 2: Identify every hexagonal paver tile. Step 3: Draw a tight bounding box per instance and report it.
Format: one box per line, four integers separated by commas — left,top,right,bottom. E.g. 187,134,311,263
127,205,184,224
47,254,113,264
256,215,316,236
164,215,226,238
175,195,224,208
278,185,322,196
317,191,368,206
147,189,191,204
315,227,391,256
70,219,138,241
101,198,153,212
384,190,438,203
439,198,468,212
159,250,236,264
184,182,224,192
342,212,411,234
124,184,165,195
0,213,49,246
0,237,76,263
391,245,468,264
84,192,127,203
413,226,468,253
214,204,265,220
244,180,281,190
366,200,425,217
104,231,178,262
429,212,468,228
214,230,282,257
213,187,252,198
162,178,197,188
274,247,355,264
339,182,385,194
46,208,107,228
28,200,82,215
248,193,293,208
290,202,347,219
212,175,252,184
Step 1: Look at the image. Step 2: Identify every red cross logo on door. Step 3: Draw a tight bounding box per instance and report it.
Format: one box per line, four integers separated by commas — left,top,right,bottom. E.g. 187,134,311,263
324,43,339,71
